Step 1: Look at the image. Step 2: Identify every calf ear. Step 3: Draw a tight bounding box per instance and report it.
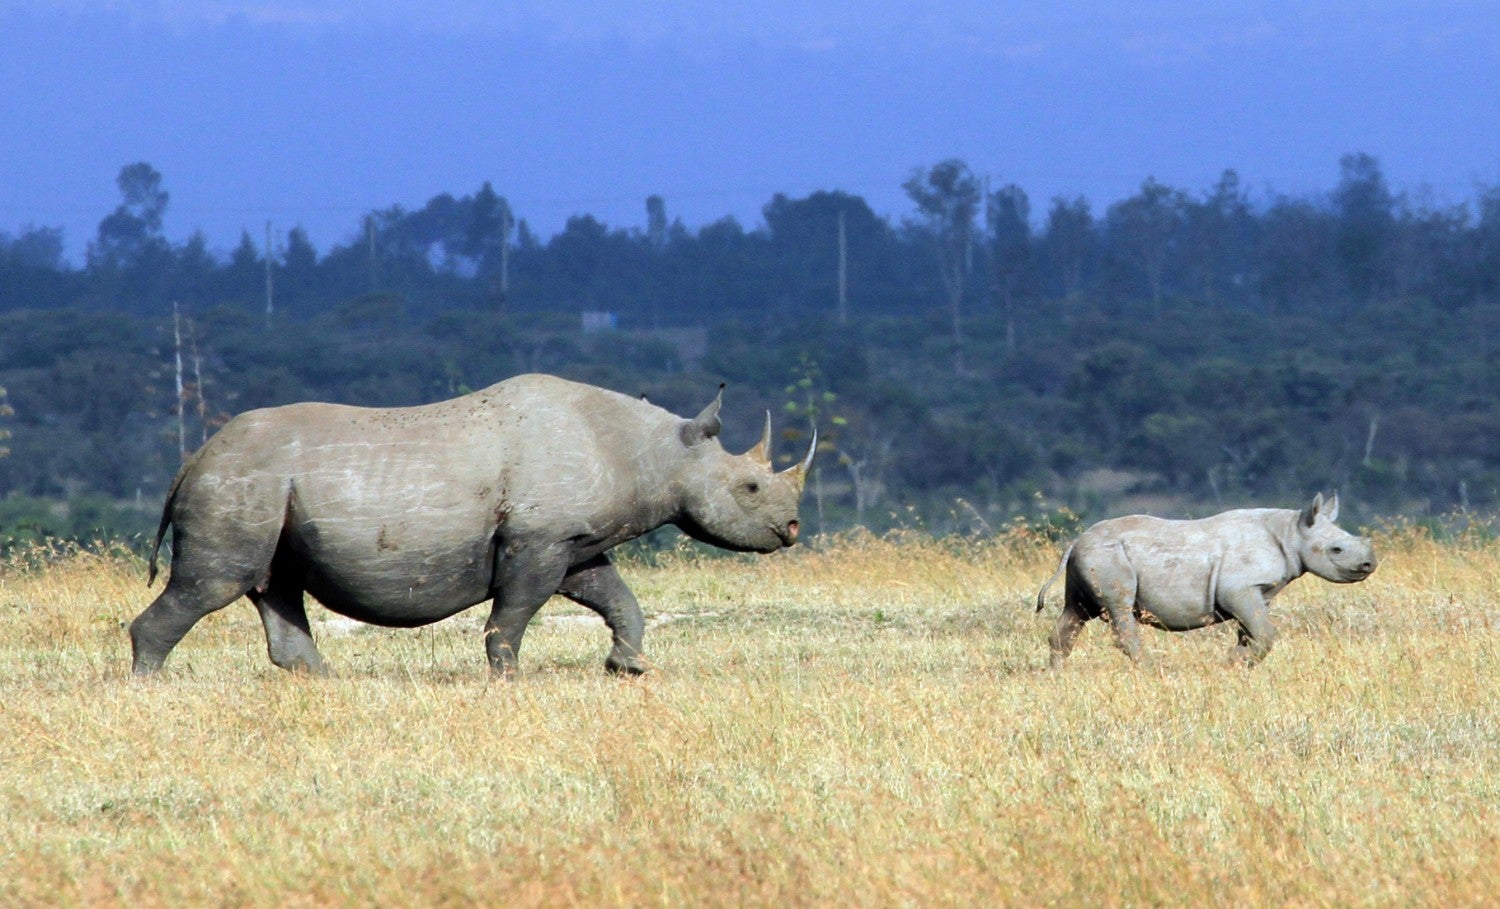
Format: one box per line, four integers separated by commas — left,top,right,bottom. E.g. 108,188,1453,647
1301,492,1325,527
680,385,724,447
1324,491,1340,523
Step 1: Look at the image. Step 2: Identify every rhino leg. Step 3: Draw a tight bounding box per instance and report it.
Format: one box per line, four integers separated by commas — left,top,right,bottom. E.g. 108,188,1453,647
483,543,570,676
248,575,327,675
557,554,646,675
1084,545,1144,664
132,476,288,674
130,575,253,675
1220,588,1276,665
1048,579,1094,669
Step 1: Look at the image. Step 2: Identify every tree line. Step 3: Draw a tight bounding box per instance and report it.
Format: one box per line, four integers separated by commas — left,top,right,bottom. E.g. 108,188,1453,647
1,154,1497,546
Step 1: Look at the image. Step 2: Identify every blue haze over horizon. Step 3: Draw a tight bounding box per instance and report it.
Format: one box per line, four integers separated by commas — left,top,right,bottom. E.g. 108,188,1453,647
2,0,1498,264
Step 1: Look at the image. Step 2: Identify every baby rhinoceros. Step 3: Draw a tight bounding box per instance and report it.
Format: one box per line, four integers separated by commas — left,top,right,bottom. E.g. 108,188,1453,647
1035,493,1376,667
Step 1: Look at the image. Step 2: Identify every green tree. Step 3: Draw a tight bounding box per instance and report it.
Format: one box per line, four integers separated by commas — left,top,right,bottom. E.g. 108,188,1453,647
1391,195,1471,308
1106,177,1189,316
645,195,668,251
279,226,320,310
1256,196,1338,315
904,160,981,375
1332,152,1396,303
1182,169,1254,306
1041,195,1094,307
1063,341,1176,450
0,225,73,311
987,183,1033,351
466,182,513,310
1478,185,1500,301
90,162,169,270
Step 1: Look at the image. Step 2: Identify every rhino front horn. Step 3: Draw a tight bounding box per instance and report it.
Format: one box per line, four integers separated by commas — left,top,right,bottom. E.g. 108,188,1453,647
783,425,817,486
745,411,773,465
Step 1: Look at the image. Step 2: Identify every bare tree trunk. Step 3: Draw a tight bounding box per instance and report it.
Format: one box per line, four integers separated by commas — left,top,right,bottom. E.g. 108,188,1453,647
188,315,208,445
498,211,511,313
1001,282,1017,352
1362,412,1380,466
172,302,186,462
813,465,825,536
846,457,866,526
1147,258,1164,318
950,292,965,376
367,216,378,295
264,221,275,323
843,437,892,527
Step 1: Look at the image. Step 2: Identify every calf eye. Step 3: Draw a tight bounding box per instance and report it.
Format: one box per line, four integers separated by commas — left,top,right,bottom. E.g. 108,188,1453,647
1330,546,1344,555
743,481,760,495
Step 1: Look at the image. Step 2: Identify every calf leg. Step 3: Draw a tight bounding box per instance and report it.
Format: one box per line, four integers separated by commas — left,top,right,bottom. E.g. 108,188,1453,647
484,543,570,676
130,577,250,675
1107,607,1145,664
1048,593,1091,670
249,580,326,675
557,554,646,675
1077,544,1143,664
1220,587,1276,666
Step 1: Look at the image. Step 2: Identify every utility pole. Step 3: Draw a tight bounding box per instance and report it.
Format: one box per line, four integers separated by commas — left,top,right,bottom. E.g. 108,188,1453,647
836,209,848,325
367,215,378,294
979,173,990,295
172,302,186,462
264,221,275,322
188,315,208,445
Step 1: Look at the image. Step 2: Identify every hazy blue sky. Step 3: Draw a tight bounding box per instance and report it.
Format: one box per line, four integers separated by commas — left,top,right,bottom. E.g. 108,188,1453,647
3,1,1498,262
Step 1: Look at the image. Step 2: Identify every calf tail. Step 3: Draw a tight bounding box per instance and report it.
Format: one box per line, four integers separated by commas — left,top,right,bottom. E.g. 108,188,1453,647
1035,542,1075,613
146,462,191,586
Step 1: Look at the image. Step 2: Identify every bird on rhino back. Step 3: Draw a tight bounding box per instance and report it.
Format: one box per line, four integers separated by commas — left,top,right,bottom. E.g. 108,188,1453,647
1035,493,1377,667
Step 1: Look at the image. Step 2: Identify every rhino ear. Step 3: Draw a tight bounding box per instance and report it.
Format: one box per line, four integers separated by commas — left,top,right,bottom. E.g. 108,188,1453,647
680,385,724,447
1301,492,1326,527
1325,491,1340,524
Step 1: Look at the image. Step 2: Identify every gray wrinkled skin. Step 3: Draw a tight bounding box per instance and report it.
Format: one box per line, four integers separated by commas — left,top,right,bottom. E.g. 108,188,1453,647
130,374,813,677
1035,493,1376,667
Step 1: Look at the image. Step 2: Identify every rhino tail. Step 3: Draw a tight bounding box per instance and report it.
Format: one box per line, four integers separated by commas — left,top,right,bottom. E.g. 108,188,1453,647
146,461,192,586
1035,542,1075,613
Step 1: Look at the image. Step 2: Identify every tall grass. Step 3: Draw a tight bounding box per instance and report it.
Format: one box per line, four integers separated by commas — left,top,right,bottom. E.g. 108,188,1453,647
1,525,1497,906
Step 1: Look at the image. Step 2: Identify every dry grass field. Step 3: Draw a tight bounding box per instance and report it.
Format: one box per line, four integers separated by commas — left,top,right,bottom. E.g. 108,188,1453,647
2,523,1498,907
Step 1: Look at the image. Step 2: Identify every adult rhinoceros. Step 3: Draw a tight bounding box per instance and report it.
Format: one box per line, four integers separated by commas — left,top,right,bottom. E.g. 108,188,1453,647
1035,493,1376,667
130,373,814,676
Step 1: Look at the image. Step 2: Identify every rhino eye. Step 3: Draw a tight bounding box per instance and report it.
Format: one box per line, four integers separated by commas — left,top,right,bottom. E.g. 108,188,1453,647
1330,546,1344,555
743,481,760,495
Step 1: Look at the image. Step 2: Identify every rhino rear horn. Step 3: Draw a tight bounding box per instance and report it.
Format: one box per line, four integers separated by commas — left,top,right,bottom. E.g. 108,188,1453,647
744,411,773,465
681,385,724,447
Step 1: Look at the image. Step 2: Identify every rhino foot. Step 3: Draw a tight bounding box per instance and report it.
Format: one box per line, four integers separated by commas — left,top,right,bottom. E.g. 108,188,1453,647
605,653,648,676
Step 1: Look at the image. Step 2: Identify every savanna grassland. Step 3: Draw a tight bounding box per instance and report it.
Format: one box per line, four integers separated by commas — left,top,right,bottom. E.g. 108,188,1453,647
2,526,1498,907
